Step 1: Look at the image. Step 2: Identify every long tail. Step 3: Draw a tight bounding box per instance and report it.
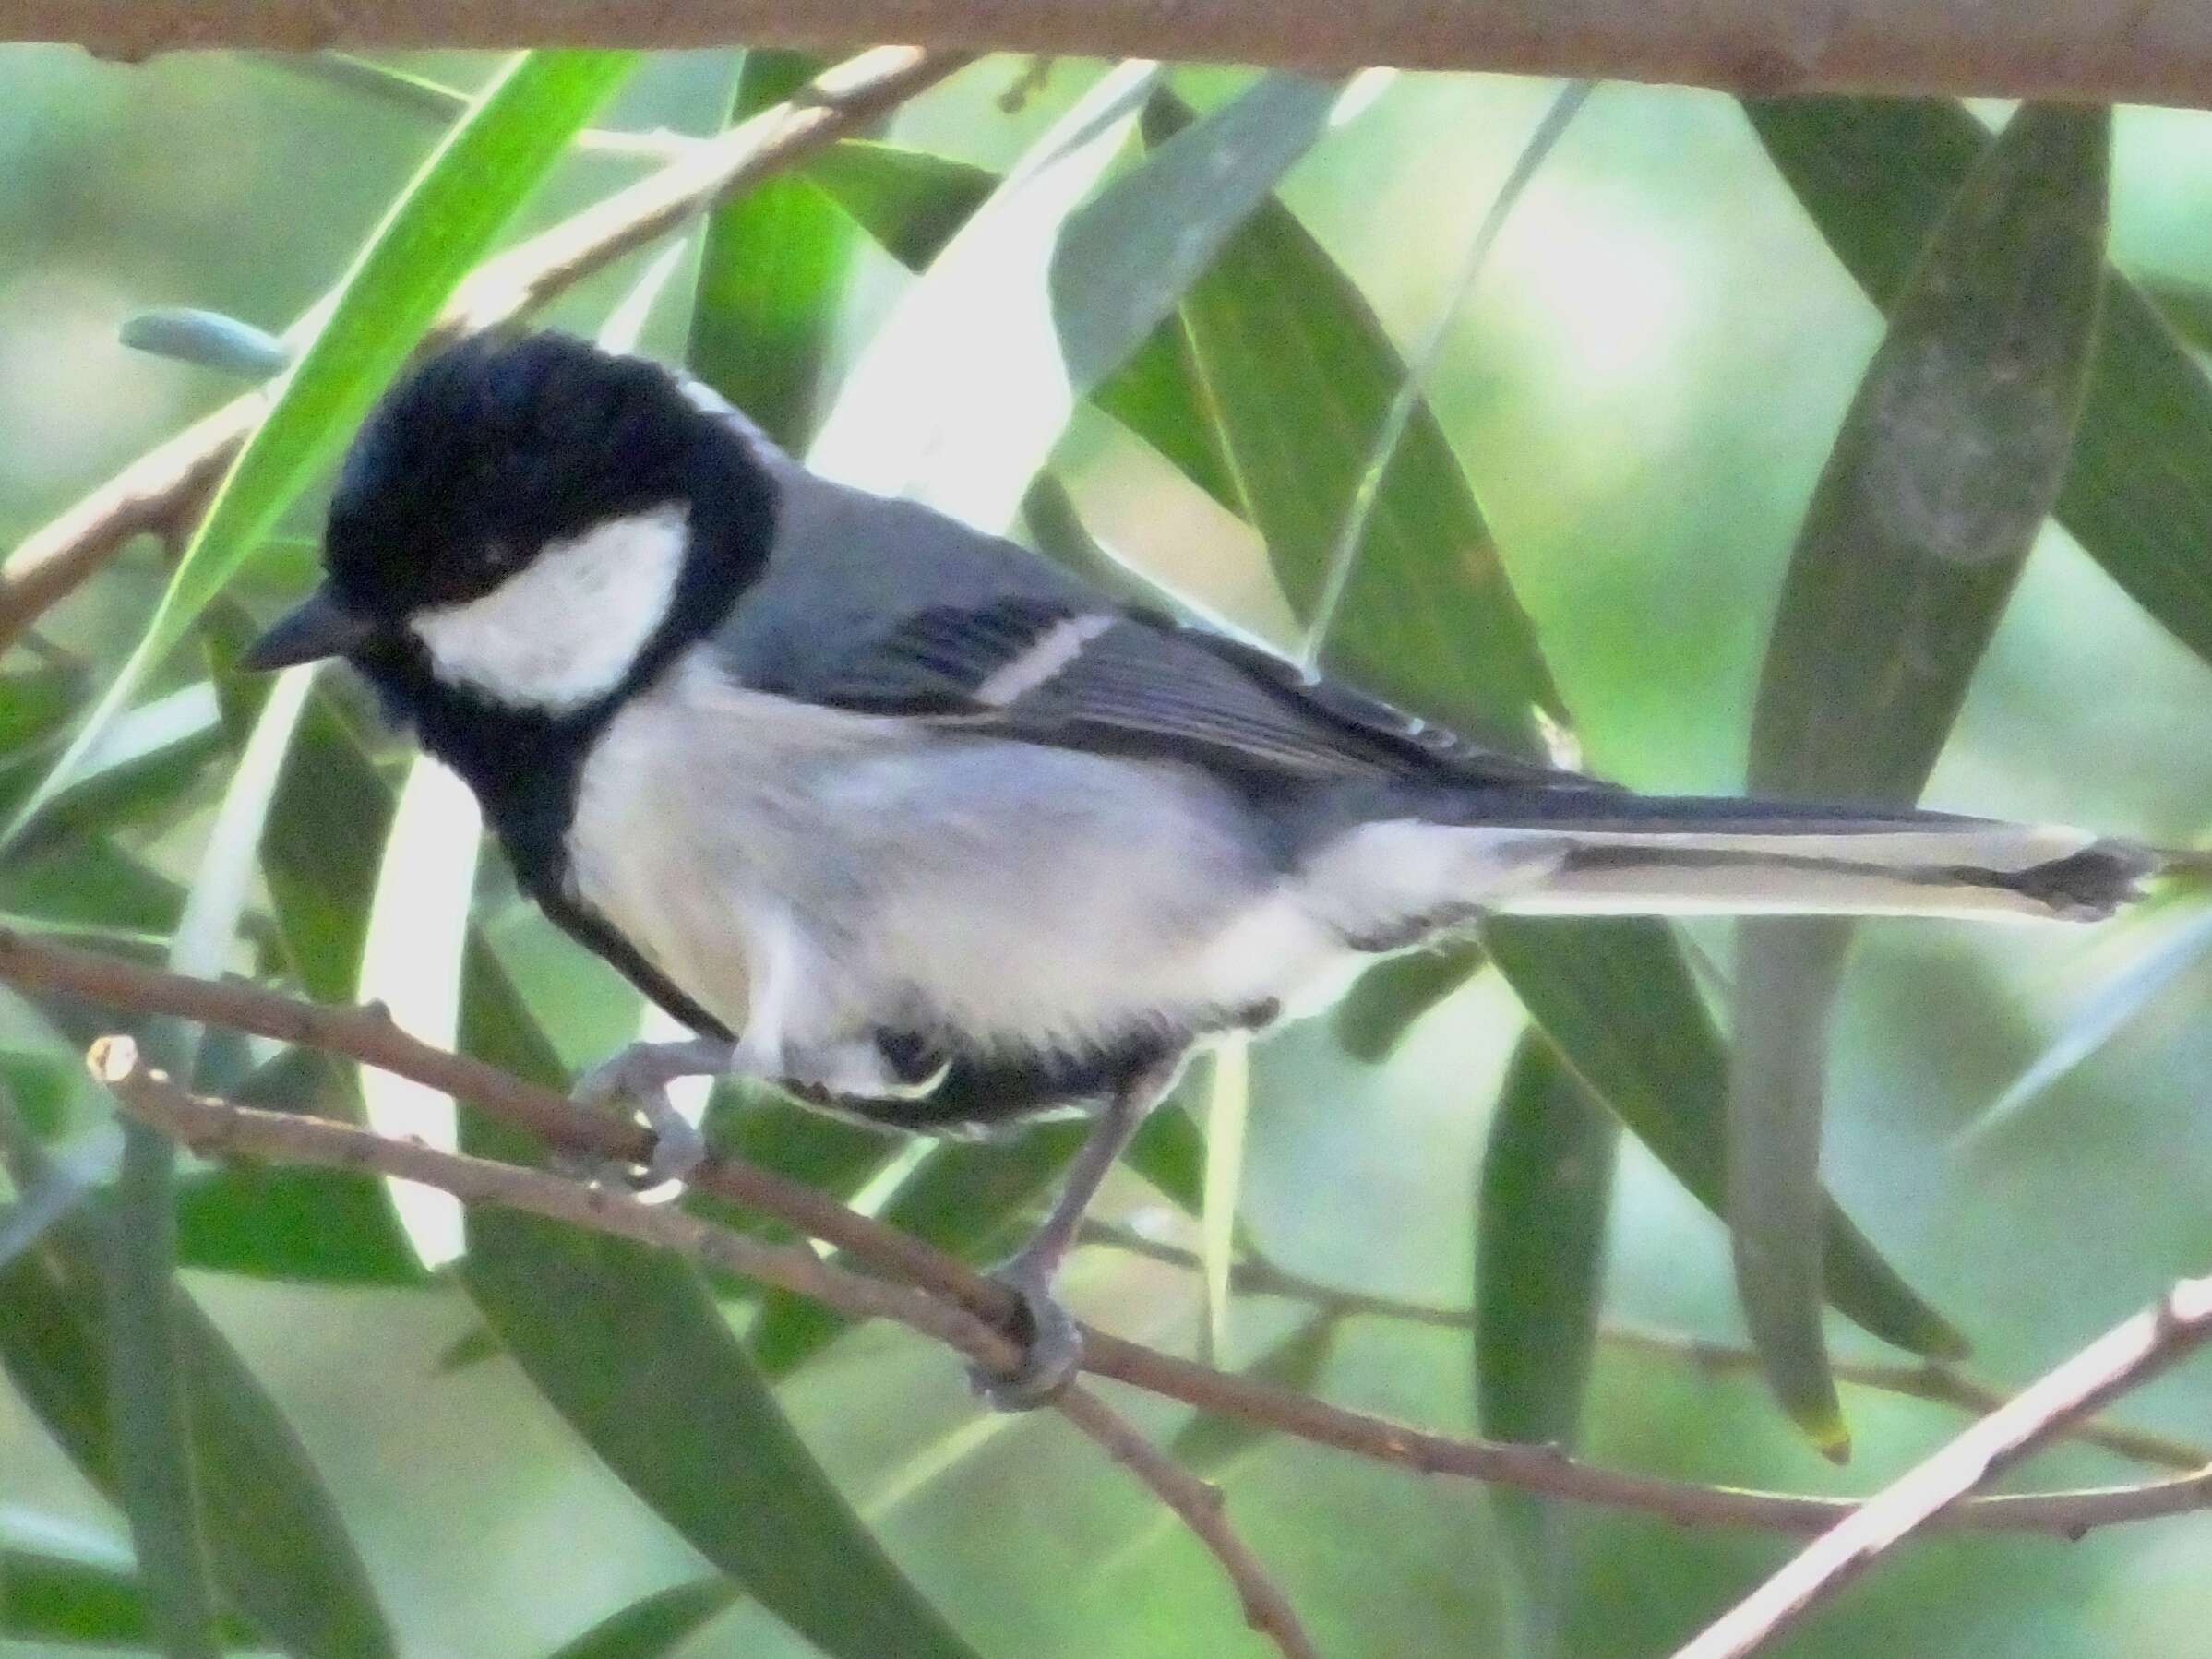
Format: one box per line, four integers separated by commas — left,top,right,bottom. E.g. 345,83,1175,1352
1411,791,2156,923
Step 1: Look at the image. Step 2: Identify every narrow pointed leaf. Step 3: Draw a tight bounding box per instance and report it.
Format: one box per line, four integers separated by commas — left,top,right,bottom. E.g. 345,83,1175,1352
689,52,855,445
1199,1037,1250,1363
807,139,1238,511
1734,105,2107,1443
550,1579,740,1659
5,49,636,849
808,62,1159,524
813,67,1343,536
1157,92,1961,1359
0,1546,257,1647
1960,905,2212,1152
356,757,481,1270
457,953,982,1659
1333,944,1485,1062
1750,97,2212,674
1477,1032,1617,1656
0,1137,393,1658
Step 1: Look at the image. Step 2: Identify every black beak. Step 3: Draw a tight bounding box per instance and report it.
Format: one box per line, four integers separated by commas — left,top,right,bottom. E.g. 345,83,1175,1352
241,583,376,672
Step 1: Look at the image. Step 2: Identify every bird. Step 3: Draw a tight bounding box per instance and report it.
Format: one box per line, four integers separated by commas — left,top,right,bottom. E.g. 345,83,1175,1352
243,328,2156,1405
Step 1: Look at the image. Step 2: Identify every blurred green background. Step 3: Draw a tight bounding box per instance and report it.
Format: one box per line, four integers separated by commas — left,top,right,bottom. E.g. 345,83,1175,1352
5,46,2212,1659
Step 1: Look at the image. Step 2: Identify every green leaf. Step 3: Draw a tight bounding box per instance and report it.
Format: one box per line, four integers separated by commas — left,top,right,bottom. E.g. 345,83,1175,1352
250,674,980,1659
174,1052,428,1284
1476,1032,1617,1654
808,139,1238,512
0,684,226,858
1160,88,1961,1364
0,662,81,754
1732,105,2108,1445
104,652,317,1659
1199,1038,1250,1364
1748,98,2212,675
548,1579,741,1659
355,757,482,1270
0,1545,257,1647
812,67,1343,536
5,49,637,850
688,52,855,445
1476,1033,1617,1447
1332,945,1485,1062
0,1138,394,1658
1480,923,1963,1358
807,62,1158,527
456,953,983,1659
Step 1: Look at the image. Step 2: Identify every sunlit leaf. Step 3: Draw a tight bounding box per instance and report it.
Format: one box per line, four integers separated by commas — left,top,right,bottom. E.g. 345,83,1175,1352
813,66,1344,536
807,139,1238,512
4,49,636,850
1959,904,2212,1152
356,758,481,1271
808,61,1158,524
689,52,855,446
1734,105,2107,1445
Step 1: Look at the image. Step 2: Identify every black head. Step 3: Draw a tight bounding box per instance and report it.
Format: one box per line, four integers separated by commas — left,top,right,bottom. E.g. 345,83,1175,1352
242,330,778,686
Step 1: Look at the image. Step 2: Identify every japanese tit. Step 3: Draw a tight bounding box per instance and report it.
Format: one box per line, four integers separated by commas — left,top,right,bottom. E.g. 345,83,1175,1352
245,330,2154,1403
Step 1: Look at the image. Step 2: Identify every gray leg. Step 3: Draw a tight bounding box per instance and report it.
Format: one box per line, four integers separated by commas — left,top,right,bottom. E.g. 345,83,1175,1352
972,1060,1183,1410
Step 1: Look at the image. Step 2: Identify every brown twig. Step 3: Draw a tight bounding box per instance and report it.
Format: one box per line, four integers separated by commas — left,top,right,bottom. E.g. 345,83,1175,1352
1081,1223,2211,1474
0,44,965,657
8,924,2212,1538
1676,1272,2212,1659
89,1037,1321,1659
19,2,2212,110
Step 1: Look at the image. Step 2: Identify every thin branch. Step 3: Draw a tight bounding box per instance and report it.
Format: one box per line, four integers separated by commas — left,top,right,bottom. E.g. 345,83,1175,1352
1676,1271,2212,1659
8,924,2212,1538
90,1038,1321,1659
0,44,965,657
1083,1221,2212,1474
21,2,2212,110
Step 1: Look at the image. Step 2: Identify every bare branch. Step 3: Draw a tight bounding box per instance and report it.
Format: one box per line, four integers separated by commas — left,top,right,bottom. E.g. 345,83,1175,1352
89,1037,1321,1659
1085,1221,2212,1474
1677,1274,2212,1659
16,3,2212,109
0,45,965,656
7,923,2212,1539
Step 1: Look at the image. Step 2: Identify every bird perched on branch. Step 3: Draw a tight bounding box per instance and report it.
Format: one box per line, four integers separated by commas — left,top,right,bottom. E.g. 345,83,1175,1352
245,330,2155,1404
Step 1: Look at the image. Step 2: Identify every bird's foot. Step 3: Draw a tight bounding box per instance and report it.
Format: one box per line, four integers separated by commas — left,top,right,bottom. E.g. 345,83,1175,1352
967,1253,1082,1411
568,1038,732,1189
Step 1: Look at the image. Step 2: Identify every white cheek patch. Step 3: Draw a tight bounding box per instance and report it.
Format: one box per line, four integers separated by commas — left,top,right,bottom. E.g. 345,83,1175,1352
412,505,689,710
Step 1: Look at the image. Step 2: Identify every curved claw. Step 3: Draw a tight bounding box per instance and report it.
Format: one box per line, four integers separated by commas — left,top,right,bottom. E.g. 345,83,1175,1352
968,1263,1083,1410
571,1042,721,1190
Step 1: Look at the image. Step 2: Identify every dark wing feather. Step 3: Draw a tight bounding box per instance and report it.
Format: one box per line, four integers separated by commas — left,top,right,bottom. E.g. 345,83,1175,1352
802,595,1584,788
